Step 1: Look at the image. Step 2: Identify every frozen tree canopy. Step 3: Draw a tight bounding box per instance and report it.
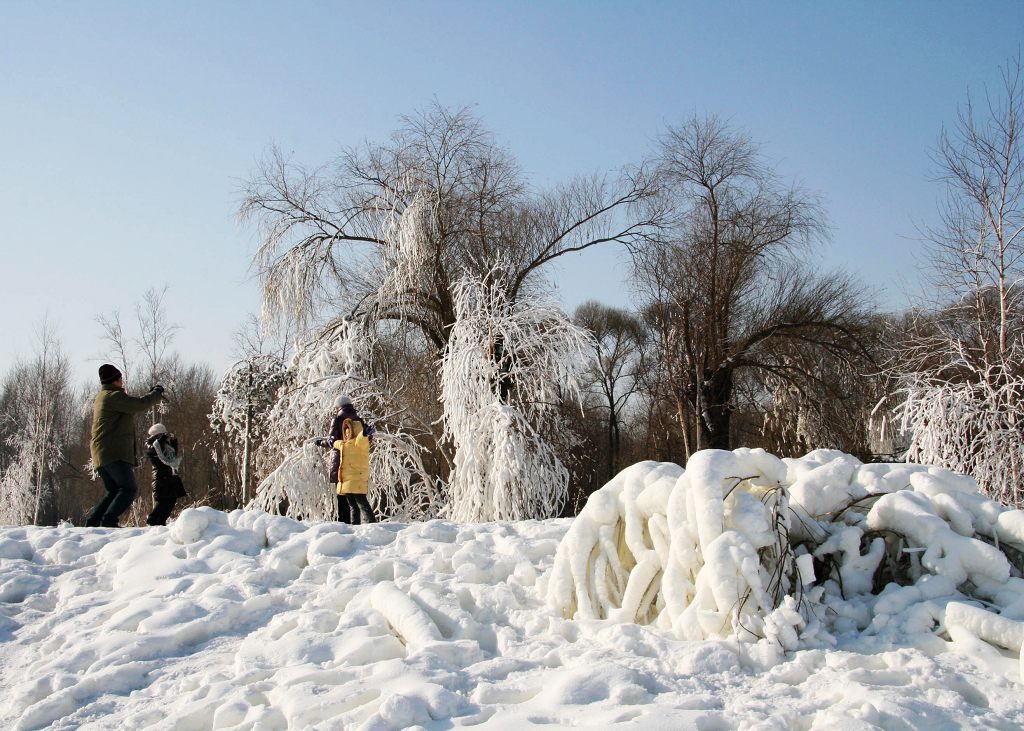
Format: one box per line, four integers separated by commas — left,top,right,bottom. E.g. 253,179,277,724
440,273,593,522
546,448,1024,668
209,355,291,441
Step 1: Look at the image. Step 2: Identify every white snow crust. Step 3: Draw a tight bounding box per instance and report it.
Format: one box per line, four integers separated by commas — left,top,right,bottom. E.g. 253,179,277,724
1,449,1023,729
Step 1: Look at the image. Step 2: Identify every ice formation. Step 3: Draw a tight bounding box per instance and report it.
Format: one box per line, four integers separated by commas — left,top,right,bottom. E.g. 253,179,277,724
546,448,1024,665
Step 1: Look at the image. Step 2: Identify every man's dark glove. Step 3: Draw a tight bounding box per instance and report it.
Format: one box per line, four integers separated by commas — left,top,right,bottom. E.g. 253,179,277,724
152,384,165,394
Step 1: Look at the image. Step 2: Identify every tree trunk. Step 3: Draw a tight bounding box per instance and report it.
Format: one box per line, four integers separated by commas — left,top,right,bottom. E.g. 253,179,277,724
699,367,733,450
242,405,252,506
493,333,513,403
608,411,620,481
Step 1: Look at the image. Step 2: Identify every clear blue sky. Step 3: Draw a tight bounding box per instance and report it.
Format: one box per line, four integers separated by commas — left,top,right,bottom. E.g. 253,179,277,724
2,1,1022,386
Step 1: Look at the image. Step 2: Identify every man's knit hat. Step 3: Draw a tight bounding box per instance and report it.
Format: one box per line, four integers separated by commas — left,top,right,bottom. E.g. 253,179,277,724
99,364,122,385
334,395,353,409
148,423,168,437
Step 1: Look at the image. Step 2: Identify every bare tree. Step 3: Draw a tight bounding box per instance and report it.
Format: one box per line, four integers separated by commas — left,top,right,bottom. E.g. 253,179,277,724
97,286,178,396
232,313,293,363
635,115,872,451
893,56,1024,506
574,301,648,480
96,309,132,386
136,286,179,389
928,55,1024,366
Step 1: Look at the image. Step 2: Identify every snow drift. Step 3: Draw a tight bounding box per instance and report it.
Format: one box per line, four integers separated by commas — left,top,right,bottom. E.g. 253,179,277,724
1,449,1023,729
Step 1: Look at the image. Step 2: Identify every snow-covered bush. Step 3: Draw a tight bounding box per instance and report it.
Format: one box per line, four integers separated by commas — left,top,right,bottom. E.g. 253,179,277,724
546,448,1024,664
440,273,593,522
897,368,1024,508
209,354,291,503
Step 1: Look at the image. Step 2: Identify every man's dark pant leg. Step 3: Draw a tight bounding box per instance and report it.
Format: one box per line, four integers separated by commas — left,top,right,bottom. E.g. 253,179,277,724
93,462,139,527
85,474,117,527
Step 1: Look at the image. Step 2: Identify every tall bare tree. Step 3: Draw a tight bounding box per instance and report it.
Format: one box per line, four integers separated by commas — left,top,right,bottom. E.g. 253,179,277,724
96,309,132,385
97,286,178,395
635,115,871,451
893,56,1024,506
574,301,647,480
135,286,180,395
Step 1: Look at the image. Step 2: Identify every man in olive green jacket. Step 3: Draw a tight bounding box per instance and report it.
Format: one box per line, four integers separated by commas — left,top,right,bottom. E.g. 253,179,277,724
86,364,166,527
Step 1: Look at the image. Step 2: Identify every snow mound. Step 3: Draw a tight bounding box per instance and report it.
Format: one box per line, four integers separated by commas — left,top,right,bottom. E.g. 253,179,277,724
547,448,1024,667
1,451,1023,729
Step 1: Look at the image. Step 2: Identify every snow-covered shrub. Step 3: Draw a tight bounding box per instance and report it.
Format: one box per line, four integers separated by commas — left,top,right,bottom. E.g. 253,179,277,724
897,369,1024,508
440,273,593,522
209,354,292,502
546,448,1024,663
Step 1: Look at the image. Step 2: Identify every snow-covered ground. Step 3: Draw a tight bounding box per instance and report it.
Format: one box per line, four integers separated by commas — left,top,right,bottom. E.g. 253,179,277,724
2,452,1024,729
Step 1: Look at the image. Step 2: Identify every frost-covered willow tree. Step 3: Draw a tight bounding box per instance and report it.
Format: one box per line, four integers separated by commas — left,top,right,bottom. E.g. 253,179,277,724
241,103,659,345
240,103,661,519
248,317,439,522
892,57,1024,507
440,273,593,522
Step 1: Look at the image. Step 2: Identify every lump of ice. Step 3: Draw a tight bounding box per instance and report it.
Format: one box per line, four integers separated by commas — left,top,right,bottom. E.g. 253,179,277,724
0,536,33,561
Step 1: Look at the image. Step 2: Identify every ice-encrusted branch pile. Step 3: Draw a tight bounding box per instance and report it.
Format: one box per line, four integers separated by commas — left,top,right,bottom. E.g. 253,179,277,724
546,448,1024,665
